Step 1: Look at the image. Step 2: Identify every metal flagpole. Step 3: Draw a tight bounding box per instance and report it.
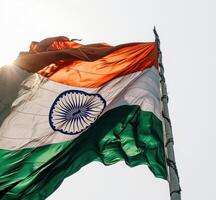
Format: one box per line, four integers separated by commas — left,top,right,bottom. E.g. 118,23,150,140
153,27,181,200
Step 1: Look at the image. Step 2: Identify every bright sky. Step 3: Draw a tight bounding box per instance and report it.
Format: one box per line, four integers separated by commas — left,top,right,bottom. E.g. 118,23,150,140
1,0,216,200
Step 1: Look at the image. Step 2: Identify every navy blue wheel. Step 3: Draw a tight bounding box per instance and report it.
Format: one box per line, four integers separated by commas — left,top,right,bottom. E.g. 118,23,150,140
49,90,106,135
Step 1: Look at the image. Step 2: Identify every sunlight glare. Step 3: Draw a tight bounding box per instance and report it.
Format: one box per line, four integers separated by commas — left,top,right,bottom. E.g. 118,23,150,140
0,52,17,67
0,36,30,67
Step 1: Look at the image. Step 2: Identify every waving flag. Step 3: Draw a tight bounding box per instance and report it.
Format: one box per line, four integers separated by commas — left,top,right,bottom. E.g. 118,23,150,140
0,37,167,199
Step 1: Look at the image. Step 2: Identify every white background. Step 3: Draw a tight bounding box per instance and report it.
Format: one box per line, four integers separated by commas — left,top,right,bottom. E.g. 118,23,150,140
1,0,216,199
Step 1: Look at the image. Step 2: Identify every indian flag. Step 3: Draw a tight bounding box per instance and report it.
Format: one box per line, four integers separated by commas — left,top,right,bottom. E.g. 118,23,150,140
0,37,167,199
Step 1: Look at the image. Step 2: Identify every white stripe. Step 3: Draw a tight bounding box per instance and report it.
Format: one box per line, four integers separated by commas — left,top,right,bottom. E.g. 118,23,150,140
0,66,162,150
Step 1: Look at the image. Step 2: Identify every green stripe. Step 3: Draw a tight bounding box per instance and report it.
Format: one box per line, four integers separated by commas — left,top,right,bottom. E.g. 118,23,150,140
0,105,167,200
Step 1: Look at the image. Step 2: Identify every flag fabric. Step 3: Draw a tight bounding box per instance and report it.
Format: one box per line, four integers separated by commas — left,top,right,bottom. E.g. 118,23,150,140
0,37,167,200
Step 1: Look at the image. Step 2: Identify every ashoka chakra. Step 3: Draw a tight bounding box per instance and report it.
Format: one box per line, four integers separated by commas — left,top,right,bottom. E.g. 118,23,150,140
49,90,106,135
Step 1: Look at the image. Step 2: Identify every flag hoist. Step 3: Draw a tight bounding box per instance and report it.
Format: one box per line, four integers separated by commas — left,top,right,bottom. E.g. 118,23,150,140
154,27,181,200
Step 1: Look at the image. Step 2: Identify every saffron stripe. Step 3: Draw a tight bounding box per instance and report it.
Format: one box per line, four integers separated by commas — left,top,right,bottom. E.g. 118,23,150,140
37,43,158,87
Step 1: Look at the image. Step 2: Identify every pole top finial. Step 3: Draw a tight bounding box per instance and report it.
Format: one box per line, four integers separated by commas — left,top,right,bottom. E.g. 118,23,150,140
153,26,160,43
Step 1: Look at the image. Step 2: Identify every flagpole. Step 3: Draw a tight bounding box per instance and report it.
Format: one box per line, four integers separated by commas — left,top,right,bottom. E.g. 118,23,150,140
153,27,181,200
